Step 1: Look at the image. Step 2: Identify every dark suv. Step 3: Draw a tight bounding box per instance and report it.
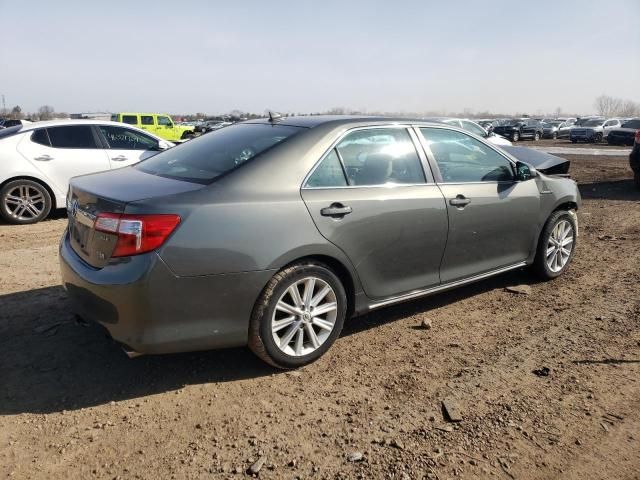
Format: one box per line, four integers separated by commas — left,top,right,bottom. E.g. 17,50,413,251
492,119,544,142
630,129,640,189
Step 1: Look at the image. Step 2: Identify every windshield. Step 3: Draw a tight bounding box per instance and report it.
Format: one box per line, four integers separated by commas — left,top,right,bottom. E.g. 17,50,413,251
583,119,604,127
621,119,640,129
136,123,303,184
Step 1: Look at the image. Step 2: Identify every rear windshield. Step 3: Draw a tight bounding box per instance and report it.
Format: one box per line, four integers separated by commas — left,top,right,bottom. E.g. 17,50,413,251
136,123,303,184
621,119,640,129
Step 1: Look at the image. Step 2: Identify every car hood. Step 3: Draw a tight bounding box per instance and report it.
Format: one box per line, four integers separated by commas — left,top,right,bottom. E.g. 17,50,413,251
500,146,570,175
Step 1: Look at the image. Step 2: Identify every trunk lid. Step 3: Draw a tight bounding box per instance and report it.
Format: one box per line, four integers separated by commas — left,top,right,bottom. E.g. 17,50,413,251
67,167,203,268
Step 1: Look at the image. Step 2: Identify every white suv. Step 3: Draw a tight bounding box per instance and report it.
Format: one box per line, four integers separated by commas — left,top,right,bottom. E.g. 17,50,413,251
0,120,173,224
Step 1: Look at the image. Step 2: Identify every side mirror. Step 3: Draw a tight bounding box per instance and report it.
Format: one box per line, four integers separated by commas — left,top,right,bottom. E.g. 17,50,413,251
156,141,171,151
516,161,537,181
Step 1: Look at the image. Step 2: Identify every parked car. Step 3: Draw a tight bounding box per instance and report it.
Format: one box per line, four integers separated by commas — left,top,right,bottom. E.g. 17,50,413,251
607,118,640,146
630,129,640,189
492,119,544,142
110,113,195,142
542,121,563,139
0,120,173,224
59,116,581,368
476,119,499,133
196,120,233,134
423,118,512,146
570,118,622,143
1,119,33,128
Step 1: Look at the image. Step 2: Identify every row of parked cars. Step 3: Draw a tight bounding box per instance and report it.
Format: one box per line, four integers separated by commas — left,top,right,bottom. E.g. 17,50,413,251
476,116,640,145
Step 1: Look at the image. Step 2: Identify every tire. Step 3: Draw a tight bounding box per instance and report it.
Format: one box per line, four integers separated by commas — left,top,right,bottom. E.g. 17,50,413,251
534,132,540,141
593,133,603,143
248,261,347,368
532,210,577,280
552,132,558,140
0,179,52,225
512,132,519,142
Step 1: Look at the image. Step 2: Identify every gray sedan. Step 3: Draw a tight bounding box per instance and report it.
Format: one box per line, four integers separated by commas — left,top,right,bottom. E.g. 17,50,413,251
60,116,581,368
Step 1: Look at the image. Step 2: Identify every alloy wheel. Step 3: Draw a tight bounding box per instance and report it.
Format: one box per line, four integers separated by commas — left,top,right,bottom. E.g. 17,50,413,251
546,220,574,273
271,276,338,357
3,184,46,221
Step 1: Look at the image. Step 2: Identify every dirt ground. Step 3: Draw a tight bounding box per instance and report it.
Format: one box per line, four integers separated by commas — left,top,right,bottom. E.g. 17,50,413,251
0,150,639,480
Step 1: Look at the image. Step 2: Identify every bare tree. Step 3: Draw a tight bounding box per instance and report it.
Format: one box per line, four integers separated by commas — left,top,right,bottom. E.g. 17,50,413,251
619,99,640,117
10,105,22,119
37,105,55,120
554,106,562,118
594,95,622,117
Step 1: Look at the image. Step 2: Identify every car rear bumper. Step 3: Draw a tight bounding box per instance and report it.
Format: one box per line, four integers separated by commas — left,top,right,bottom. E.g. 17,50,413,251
59,231,275,355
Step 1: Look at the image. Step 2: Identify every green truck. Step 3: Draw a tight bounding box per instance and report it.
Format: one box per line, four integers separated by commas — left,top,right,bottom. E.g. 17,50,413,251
111,113,195,142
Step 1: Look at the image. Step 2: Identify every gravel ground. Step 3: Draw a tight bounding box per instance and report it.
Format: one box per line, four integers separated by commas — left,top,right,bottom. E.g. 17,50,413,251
0,152,639,480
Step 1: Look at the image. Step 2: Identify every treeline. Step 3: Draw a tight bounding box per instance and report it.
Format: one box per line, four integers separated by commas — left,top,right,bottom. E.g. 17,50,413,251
1,105,68,121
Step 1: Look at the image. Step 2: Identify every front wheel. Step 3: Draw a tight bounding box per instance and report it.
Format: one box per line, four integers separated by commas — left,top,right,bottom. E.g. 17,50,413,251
533,210,577,280
552,132,558,140
0,179,52,224
534,132,540,141
593,133,603,143
512,132,520,142
248,262,347,368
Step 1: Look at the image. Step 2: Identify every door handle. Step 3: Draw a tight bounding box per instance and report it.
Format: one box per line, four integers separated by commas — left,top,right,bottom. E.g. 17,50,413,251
111,155,128,161
449,195,471,208
320,203,352,218
34,155,53,161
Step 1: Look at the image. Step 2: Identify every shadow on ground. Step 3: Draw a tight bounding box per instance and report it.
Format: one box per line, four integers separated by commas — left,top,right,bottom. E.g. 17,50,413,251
0,268,536,415
579,179,640,201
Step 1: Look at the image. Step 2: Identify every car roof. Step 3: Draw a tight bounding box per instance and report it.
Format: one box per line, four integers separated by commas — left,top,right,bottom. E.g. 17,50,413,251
17,119,137,132
243,115,433,129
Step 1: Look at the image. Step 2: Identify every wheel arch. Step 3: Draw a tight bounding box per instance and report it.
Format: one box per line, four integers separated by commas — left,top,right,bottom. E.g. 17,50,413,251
0,175,58,210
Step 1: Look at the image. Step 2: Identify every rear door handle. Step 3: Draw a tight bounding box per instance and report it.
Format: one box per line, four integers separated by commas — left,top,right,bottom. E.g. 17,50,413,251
321,203,352,218
449,195,471,208
111,155,128,162
34,155,53,161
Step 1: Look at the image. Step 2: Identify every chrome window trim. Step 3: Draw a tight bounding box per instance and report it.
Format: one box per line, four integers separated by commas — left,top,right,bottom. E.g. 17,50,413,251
301,124,431,190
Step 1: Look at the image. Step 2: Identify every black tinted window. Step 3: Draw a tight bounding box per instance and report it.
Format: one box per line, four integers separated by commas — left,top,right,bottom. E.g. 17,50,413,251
305,149,347,187
420,128,514,183
336,128,425,186
31,129,51,146
122,115,137,125
157,116,172,126
136,124,302,184
622,119,640,128
141,116,154,125
99,125,158,150
48,126,97,149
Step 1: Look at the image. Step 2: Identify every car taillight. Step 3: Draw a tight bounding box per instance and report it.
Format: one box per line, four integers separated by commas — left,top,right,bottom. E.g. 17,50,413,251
635,130,640,144
94,213,181,257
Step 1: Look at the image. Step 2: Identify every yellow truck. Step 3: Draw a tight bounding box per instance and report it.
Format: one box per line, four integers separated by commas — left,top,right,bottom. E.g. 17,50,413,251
111,113,195,142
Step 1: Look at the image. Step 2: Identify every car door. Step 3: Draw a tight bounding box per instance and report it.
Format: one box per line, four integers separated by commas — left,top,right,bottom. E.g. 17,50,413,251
519,120,534,138
301,127,449,299
603,120,619,138
417,126,540,283
157,115,178,141
16,125,110,195
95,124,163,168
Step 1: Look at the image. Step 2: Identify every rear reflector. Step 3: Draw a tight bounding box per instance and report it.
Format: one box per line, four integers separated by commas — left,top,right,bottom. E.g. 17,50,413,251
94,213,180,257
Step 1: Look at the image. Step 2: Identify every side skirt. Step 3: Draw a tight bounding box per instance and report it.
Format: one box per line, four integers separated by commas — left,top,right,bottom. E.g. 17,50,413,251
367,262,528,311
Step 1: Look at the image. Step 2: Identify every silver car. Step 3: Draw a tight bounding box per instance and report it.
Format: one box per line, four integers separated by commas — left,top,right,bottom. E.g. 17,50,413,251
60,116,581,368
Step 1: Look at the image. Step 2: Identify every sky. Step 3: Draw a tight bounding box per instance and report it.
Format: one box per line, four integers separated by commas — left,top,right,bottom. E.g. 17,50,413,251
1,0,639,116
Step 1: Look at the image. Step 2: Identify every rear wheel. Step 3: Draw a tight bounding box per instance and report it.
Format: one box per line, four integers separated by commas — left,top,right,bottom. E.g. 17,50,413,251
552,132,558,140
248,261,347,368
0,179,52,225
533,210,577,280
534,132,540,141
593,133,603,143
512,131,520,142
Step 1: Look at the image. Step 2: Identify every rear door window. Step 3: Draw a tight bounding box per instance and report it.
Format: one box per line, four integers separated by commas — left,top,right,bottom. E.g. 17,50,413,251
122,115,138,125
335,128,425,186
47,126,98,149
136,123,302,184
141,115,154,125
